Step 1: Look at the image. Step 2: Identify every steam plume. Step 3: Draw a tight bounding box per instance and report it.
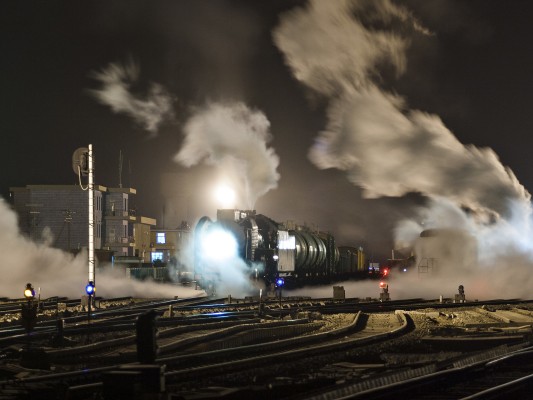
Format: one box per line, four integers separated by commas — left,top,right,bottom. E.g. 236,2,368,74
310,86,529,221
0,199,202,299
273,0,530,219
273,0,412,97
274,0,533,298
89,59,174,135
174,102,280,210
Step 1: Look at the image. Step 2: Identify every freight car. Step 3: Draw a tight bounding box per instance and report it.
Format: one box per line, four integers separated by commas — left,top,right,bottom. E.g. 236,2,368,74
193,209,379,289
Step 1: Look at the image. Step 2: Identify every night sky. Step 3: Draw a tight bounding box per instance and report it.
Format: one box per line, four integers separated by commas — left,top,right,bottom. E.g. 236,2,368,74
2,0,533,262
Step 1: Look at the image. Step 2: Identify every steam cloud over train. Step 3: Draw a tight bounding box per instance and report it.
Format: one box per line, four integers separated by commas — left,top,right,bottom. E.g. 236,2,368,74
194,209,385,289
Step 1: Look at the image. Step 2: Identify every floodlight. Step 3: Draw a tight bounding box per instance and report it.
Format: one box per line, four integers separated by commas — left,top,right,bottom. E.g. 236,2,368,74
214,184,235,208
24,283,35,299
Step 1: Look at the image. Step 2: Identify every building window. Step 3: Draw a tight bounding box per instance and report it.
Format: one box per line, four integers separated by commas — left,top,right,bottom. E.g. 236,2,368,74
156,232,166,244
151,251,164,262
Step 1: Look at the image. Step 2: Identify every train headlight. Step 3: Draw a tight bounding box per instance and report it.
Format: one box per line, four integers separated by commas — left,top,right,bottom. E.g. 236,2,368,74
24,283,35,299
201,228,238,261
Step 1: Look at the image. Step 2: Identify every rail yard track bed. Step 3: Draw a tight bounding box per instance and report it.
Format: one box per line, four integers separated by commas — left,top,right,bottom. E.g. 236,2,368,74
420,334,527,350
1,298,532,399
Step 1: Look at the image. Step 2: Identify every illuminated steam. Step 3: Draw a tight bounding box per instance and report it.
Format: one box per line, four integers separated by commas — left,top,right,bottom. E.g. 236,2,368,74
274,0,533,298
274,0,529,219
0,199,202,299
311,86,529,221
174,102,280,210
89,59,175,135
272,0,412,97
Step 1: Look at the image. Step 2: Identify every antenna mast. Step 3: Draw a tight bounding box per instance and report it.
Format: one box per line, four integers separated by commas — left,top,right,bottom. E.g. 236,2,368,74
119,150,123,188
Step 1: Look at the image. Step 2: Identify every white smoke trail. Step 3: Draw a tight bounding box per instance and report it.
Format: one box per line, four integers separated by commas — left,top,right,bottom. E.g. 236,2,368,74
272,0,412,97
274,0,530,219
274,0,533,298
309,86,529,221
174,102,280,210
0,199,203,299
89,59,175,135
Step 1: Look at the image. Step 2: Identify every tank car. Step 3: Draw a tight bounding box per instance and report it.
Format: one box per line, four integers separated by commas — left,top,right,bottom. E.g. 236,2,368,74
193,209,375,289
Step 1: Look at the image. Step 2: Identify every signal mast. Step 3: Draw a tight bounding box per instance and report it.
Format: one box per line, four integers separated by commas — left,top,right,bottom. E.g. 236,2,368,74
72,145,96,291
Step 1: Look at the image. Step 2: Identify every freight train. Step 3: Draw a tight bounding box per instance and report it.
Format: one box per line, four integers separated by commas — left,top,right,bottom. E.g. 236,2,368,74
193,209,385,289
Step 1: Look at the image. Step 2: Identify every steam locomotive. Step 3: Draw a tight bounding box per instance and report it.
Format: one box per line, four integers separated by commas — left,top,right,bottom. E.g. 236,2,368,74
194,209,380,289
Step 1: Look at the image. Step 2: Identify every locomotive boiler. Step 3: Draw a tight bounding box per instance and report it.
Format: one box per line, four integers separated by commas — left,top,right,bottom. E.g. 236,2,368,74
194,209,368,288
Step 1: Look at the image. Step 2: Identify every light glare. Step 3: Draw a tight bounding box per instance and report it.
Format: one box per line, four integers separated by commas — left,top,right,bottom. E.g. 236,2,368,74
215,185,235,208
201,228,238,260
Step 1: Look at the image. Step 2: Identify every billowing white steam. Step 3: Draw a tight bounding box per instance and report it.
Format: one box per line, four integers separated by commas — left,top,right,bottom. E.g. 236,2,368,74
273,0,412,97
274,0,533,298
310,86,529,221
89,59,174,134
0,199,203,299
274,0,529,219
174,102,280,210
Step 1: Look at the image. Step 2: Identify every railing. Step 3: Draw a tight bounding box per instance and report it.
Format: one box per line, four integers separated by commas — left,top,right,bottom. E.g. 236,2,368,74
104,211,129,217
104,237,134,246
127,267,169,281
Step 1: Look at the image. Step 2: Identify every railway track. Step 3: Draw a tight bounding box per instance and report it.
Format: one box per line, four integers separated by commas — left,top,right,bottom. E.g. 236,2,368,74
0,297,531,399
302,344,533,400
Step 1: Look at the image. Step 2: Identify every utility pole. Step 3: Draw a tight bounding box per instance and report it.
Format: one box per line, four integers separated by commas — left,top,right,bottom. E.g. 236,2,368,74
118,149,123,188
88,144,95,285
72,145,95,286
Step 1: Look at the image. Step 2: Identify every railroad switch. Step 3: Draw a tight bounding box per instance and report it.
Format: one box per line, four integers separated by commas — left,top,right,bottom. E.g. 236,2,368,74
136,310,159,363
454,284,466,303
333,286,345,301
51,318,65,346
379,282,390,302
258,302,266,317
20,302,37,332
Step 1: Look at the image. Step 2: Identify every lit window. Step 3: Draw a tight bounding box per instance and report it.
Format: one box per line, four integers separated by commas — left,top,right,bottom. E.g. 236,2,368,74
156,232,166,244
151,251,164,262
